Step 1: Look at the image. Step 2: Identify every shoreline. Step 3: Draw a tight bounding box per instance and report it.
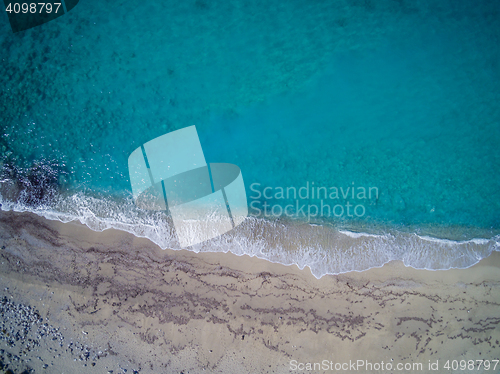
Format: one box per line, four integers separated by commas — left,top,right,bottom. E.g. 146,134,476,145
0,210,499,373
1,198,498,278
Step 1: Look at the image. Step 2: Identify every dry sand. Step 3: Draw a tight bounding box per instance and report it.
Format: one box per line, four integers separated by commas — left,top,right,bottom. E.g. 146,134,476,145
0,210,499,373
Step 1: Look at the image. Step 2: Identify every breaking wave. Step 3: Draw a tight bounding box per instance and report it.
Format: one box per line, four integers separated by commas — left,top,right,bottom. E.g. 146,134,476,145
1,185,498,279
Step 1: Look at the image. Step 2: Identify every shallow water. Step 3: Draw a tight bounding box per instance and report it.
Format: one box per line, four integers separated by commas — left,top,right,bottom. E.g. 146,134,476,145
1,0,499,277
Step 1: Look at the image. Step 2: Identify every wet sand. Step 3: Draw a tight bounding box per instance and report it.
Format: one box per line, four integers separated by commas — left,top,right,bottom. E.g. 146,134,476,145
0,210,499,373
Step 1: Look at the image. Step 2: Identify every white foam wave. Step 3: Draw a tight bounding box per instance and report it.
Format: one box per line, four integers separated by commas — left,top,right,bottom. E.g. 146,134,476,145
417,235,491,245
338,230,387,239
1,190,498,279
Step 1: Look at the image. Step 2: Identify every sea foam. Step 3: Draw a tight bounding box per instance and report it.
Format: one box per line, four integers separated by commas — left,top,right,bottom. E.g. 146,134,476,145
1,189,498,279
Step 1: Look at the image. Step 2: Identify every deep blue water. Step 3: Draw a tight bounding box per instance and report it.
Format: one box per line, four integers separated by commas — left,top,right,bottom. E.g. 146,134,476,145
1,0,499,276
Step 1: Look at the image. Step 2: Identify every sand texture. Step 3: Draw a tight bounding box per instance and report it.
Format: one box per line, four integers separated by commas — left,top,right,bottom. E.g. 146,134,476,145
0,211,499,373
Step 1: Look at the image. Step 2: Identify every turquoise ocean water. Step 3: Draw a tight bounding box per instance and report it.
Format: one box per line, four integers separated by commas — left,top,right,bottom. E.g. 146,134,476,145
1,0,499,277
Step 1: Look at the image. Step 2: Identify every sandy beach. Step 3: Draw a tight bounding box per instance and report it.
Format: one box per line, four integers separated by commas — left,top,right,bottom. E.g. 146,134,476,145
0,210,499,373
